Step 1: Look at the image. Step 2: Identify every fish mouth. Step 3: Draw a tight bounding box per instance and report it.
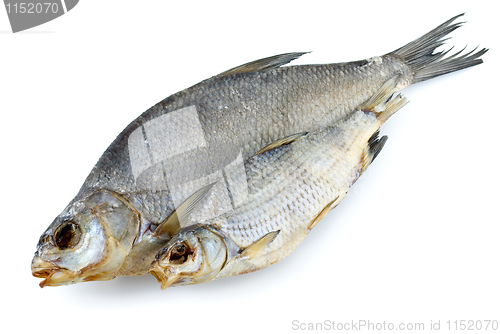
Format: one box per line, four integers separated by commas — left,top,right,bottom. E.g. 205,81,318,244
31,256,58,287
149,265,178,290
31,256,76,288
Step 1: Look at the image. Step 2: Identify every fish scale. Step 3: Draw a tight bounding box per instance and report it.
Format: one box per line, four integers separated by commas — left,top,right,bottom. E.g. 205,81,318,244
32,14,488,287
150,94,394,288
149,85,406,288
212,133,347,248
83,58,408,208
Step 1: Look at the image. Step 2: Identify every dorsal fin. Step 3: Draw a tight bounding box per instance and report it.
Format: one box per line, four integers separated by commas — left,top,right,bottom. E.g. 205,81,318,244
218,52,309,77
239,230,280,260
153,183,215,239
254,132,308,156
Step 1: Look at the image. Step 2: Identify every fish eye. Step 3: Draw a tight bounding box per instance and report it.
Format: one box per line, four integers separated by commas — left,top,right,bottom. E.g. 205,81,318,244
168,243,193,264
54,221,81,249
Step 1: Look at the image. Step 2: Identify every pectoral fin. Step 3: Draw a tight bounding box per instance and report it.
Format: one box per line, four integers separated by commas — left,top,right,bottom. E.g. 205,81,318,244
218,52,309,77
254,132,308,156
153,183,215,239
239,230,281,260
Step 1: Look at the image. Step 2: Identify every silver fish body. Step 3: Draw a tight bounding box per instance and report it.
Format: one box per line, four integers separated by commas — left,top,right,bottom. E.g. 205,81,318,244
83,57,406,224
32,14,487,287
79,14,485,226
149,79,408,288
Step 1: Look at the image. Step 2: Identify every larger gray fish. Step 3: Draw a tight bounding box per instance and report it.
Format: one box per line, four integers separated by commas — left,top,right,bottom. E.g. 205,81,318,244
32,14,486,287
149,78,408,289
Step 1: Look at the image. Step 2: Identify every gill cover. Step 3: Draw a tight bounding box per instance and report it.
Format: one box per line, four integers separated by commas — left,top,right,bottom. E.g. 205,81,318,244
149,226,230,289
31,190,140,287
149,225,280,289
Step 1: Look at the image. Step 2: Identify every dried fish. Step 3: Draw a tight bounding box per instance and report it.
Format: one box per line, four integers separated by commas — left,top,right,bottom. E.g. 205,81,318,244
32,14,486,287
150,79,408,288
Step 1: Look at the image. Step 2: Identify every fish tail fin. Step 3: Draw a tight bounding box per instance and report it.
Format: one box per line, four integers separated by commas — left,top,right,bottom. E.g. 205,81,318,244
368,132,388,163
361,130,389,173
388,13,488,83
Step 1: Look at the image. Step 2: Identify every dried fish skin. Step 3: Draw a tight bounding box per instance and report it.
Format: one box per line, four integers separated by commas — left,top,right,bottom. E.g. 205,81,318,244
81,14,485,226
32,14,487,287
150,225,231,289
150,80,408,288
32,190,141,287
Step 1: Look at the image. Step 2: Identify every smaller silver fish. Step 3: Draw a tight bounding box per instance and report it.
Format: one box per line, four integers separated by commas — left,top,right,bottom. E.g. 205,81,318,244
32,13,487,287
149,78,408,289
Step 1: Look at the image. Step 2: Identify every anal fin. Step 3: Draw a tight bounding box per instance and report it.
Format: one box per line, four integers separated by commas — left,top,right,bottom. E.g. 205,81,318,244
359,76,409,124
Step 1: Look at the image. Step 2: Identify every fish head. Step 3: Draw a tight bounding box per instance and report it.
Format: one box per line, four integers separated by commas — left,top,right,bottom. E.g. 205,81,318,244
32,189,140,287
149,226,227,289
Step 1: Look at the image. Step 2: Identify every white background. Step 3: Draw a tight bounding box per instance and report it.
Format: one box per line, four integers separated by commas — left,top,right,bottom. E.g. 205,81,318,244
1,1,498,333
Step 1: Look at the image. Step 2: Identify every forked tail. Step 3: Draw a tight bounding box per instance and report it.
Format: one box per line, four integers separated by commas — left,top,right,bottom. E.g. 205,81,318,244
388,13,488,83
